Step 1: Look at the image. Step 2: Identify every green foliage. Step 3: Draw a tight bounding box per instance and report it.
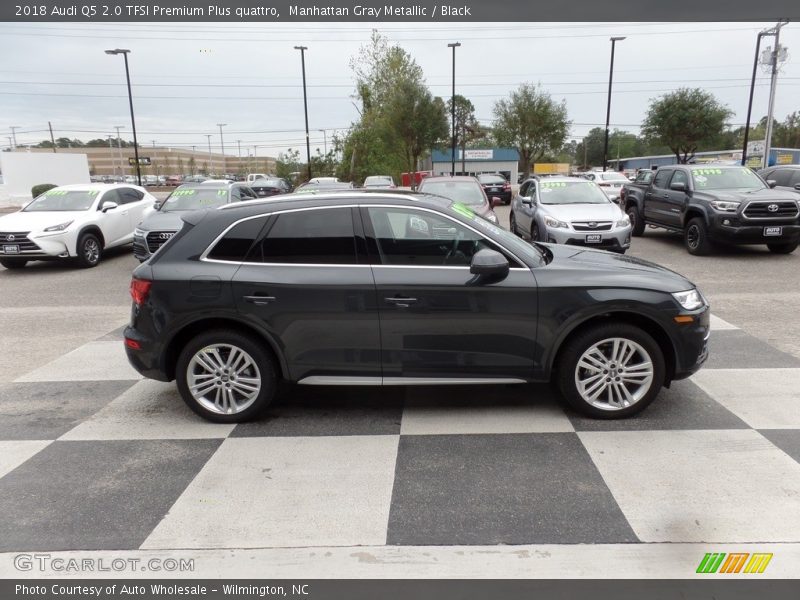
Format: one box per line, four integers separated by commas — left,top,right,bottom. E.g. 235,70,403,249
492,84,570,178
31,183,57,197
641,88,733,163
275,148,301,181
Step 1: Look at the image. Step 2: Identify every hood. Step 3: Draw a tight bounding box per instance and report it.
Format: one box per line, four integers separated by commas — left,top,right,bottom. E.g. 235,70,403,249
693,188,799,203
540,202,622,222
542,243,694,293
0,210,86,233
137,210,185,231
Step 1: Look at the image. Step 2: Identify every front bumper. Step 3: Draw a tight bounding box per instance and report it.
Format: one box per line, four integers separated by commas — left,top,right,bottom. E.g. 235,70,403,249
671,306,710,380
544,225,632,250
0,231,74,260
707,215,800,244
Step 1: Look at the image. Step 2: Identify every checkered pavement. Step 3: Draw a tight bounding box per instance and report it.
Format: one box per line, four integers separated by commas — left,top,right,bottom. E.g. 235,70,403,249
1,313,800,577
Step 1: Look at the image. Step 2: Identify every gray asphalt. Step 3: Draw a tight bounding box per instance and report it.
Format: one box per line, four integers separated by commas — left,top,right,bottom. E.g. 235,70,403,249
0,201,797,384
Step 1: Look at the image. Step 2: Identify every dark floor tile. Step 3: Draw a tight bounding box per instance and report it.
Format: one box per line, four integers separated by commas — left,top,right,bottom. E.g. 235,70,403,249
759,429,800,465
0,439,221,551
387,433,638,545
706,330,800,369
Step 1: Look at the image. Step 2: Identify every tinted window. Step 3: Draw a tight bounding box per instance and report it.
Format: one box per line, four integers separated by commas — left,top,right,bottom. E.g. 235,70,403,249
368,207,500,267
636,171,654,184
670,170,689,188
418,180,486,206
519,181,530,197
207,217,267,262
118,187,144,204
770,168,794,187
652,169,672,189
251,207,357,264
239,186,257,200
790,171,800,186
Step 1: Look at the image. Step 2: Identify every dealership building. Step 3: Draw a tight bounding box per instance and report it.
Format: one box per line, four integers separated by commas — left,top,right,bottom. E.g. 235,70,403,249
428,148,520,182
613,147,800,171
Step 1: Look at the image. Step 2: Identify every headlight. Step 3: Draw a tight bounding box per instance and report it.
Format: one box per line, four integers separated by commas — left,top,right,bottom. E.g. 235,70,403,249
615,215,630,227
134,228,146,237
544,216,569,229
43,221,73,232
672,289,705,311
709,200,740,212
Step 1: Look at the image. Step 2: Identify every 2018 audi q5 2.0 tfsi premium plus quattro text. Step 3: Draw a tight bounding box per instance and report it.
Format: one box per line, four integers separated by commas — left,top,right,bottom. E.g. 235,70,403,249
124,192,710,423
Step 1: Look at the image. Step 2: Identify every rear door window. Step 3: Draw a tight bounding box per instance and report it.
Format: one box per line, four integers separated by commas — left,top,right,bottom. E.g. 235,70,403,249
206,217,268,262
770,168,794,187
652,169,672,189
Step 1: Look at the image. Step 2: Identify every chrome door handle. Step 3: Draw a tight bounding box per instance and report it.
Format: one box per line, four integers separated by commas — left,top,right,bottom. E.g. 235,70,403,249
243,295,276,305
385,296,417,308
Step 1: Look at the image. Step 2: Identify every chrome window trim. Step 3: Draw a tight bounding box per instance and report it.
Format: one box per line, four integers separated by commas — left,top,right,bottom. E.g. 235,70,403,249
200,202,528,268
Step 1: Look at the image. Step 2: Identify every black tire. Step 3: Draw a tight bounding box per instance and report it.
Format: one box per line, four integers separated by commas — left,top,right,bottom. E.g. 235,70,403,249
76,233,102,268
0,258,27,269
627,205,645,237
175,329,277,423
556,322,665,419
767,241,798,254
684,217,714,256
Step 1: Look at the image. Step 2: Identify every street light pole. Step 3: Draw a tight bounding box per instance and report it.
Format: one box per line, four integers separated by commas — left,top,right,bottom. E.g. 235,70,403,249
447,42,461,176
105,49,141,186
294,45,312,180
603,37,625,172
742,31,768,166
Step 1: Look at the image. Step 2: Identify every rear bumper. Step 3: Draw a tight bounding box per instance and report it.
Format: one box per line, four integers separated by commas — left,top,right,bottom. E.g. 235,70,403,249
124,325,171,382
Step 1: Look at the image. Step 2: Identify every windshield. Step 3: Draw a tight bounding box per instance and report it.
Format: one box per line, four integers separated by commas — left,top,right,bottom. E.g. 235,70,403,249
161,188,230,211
599,172,628,182
691,167,766,191
538,181,610,205
23,189,99,212
420,181,486,206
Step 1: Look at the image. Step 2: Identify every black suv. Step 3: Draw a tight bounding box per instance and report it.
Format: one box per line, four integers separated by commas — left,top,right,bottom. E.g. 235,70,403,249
124,193,710,423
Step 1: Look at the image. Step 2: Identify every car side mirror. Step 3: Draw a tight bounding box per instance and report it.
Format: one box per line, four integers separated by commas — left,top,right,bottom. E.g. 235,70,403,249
490,197,502,208
470,248,509,279
794,183,800,191
153,200,162,210
767,180,777,189
101,201,119,212
670,182,687,192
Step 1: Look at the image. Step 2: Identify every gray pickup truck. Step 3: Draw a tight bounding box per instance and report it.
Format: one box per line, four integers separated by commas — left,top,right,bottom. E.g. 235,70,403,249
619,165,800,255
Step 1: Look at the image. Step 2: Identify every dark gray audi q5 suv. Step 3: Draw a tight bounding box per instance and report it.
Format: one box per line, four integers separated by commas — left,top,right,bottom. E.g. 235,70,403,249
124,192,710,423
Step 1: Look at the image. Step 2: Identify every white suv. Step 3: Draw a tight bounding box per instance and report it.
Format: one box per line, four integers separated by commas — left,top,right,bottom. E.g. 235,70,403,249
0,184,156,269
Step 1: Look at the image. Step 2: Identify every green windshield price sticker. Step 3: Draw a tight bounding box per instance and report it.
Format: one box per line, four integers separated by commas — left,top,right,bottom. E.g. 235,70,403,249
541,182,567,188
45,189,68,195
172,189,197,196
87,190,99,195
217,190,227,196
451,202,475,219
695,168,722,175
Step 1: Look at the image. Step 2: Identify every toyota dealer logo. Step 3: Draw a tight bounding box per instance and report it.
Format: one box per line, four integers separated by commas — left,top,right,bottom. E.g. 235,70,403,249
767,204,779,212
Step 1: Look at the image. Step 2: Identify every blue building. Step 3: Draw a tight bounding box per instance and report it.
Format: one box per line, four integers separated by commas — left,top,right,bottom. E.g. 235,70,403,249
428,148,520,181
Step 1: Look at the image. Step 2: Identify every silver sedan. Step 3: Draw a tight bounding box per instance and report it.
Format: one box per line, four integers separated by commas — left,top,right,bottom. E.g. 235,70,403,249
510,176,632,254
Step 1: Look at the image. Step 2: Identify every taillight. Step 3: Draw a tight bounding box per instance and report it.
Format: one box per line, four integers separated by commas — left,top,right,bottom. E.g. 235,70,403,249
503,183,511,190
130,278,152,306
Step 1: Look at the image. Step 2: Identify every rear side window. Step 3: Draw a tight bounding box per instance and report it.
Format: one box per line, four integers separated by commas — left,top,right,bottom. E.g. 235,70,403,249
207,217,267,262
250,207,357,264
652,169,672,189
770,169,794,187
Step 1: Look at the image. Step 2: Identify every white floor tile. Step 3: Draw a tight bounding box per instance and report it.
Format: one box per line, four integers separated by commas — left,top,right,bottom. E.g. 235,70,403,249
0,441,52,479
690,368,800,429
14,341,142,383
142,435,399,549
710,314,739,330
59,380,234,440
579,430,800,543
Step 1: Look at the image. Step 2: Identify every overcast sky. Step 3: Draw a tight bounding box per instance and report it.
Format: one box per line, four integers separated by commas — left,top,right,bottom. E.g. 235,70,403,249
0,21,798,158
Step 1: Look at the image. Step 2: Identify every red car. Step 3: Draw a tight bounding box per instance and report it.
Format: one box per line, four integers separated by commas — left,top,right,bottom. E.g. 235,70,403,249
165,176,182,186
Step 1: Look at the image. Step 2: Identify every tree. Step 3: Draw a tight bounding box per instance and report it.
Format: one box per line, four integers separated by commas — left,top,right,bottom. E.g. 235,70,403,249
641,88,732,164
446,94,481,172
275,148,301,181
492,84,570,178
188,156,196,175
387,81,448,188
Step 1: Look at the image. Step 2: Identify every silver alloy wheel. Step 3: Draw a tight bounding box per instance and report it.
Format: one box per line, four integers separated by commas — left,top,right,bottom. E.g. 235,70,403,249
187,344,262,415
83,238,100,264
574,337,654,411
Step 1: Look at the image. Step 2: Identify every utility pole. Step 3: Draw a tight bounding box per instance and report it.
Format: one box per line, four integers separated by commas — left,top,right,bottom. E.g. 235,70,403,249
603,37,625,172
107,135,115,175
114,125,124,176
216,123,227,175
205,134,213,175
294,45,312,180
447,42,461,176
48,121,56,153
763,20,788,170
9,126,19,150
